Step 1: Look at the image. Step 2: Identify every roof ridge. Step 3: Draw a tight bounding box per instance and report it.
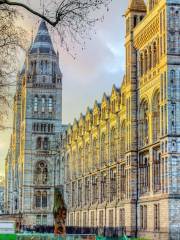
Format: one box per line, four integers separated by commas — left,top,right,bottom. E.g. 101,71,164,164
128,0,146,11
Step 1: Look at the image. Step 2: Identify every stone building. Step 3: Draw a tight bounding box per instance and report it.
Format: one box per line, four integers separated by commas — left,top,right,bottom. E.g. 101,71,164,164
64,0,180,239
4,20,66,226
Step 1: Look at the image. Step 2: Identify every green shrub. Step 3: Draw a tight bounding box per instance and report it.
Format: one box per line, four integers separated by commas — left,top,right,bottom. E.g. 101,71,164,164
0,234,16,240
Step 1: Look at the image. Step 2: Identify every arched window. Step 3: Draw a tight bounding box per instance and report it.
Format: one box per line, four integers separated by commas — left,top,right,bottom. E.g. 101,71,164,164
85,143,90,172
134,15,138,27
72,151,77,177
34,161,48,185
139,100,149,146
101,134,106,166
78,148,83,175
36,137,42,149
120,121,126,157
30,61,36,75
152,92,160,142
92,139,98,169
35,191,41,208
149,46,152,70
48,97,53,113
170,70,176,99
40,60,44,74
34,96,38,112
43,137,49,150
144,50,148,73
153,42,157,67
140,53,144,77
51,124,54,132
66,154,70,180
42,191,47,208
45,60,48,74
110,128,117,163
35,191,47,209
139,154,150,195
41,97,45,113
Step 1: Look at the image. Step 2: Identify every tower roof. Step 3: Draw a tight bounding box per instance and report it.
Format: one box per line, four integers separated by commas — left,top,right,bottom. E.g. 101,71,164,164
30,20,56,55
128,0,146,12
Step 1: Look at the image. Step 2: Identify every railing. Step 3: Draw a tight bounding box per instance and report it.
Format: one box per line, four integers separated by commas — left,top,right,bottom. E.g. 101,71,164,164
19,226,126,237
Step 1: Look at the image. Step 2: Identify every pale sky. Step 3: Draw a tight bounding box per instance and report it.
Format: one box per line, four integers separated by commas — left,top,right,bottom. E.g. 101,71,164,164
0,1,128,176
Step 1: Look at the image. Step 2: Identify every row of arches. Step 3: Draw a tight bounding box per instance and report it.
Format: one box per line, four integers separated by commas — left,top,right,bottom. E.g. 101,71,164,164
68,91,162,178
139,41,158,77
69,124,126,178
33,95,53,113
33,123,54,133
30,60,57,75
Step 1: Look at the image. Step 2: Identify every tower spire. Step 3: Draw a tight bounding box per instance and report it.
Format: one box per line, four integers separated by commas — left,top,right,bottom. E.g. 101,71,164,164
29,20,56,55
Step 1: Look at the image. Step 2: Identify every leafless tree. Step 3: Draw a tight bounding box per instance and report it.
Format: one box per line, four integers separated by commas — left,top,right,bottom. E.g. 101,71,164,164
0,5,26,130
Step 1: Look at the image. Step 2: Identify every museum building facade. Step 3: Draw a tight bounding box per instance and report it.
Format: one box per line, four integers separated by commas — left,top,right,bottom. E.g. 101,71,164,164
64,0,180,239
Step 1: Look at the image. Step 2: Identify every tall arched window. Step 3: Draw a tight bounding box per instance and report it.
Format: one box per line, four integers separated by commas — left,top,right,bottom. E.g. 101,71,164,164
101,134,106,167
43,137,49,150
152,92,160,142
72,151,77,177
169,34,176,52
52,62,56,75
42,191,47,208
140,53,144,77
92,139,98,170
110,128,117,163
48,97,53,113
170,70,176,99
153,42,157,67
41,97,46,113
35,191,47,209
144,50,148,73
40,60,44,74
45,60,48,74
34,161,48,185
120,121,126,157
78,148,83,175
134,15,138,27
35,191,41,208
66,154,70,180
85,143,90,172
36,137,42,149
139,100,149,146
34,96,38,112
149,46,152,69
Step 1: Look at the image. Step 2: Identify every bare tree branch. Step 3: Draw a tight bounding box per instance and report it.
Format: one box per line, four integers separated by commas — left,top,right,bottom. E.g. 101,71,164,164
0,5,26,131
0,0,59,26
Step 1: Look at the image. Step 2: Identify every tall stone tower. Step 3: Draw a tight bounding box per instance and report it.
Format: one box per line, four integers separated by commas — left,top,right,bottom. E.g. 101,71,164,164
124,0,146,234
16,20,65,226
